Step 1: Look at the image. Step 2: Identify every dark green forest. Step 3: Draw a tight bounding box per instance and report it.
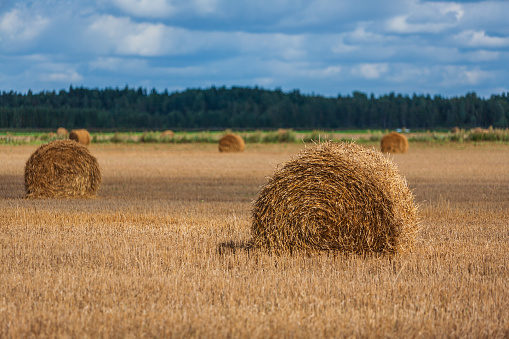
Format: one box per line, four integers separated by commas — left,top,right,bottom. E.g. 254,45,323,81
1,86,508,130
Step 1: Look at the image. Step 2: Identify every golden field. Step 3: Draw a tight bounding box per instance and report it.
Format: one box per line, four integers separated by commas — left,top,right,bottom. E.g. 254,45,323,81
1,142,508,338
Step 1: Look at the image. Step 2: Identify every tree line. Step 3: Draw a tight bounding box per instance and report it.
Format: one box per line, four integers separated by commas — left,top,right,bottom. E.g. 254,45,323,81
0,86,508,130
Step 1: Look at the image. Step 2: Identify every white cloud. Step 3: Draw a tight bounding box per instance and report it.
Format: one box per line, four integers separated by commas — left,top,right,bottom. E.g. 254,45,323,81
465,50,500,62
47,70,83,82
387,15,449,34
101,0,221,19
192,0,220,15
86,15,314,60
352,63,389,79
236,32,307,60
87,15,173,56
89,57,149,72
0,0,507,97
385,64,430,84
455,30,509,48
331,39,359,54
106,0,176,18
439,66,494,87
463,69,492,86
458,1,509,35
89,57,204,77
386,3,463,34
0,8,49,42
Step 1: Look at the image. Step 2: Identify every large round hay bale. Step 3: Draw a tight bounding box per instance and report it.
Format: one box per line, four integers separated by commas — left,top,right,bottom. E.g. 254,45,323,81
251,141,419,255
24,139,101,198
219,133,245,152
69,129,91,146
160,130,175,139
381,132,408,153
56,127,68,137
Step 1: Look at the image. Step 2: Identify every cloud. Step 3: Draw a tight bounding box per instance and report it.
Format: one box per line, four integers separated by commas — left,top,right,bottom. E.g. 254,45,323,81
89,57,204,77
0,0,507,97
86,15,315,61
455,30,509,48
101,0,221,19
89,57,150,72
87,15,177,56
457,1,509,35
439,66,494,87
235,32,308,60
105,0,176,18
464,50,500,62
385,2,463,34
192,0,220,15
47,70,83,83
352,63,389,79
0,8,49,44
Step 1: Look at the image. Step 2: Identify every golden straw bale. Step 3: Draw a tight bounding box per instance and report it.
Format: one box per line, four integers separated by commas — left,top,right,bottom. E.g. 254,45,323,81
56,127,68,137
69,129,91,146
160,130,175,138
380,132,409,153
24,139,102,198
219,133,245,152
471,127,485,134
451,126,460,134
251,141,419,255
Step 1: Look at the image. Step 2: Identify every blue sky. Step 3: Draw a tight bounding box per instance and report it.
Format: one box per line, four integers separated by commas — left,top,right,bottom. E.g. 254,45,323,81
0,0,508,97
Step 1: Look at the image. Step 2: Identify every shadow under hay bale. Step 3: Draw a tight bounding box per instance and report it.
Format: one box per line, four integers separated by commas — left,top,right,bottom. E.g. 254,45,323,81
217,240,255,255
251,141,419,255
69,129,91,146
56,127,68,137
381,132,408,153
24,139,102,198
219,133,245,153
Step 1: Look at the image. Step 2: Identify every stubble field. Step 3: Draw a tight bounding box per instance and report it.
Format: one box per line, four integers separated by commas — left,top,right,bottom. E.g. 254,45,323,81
1,142,508,338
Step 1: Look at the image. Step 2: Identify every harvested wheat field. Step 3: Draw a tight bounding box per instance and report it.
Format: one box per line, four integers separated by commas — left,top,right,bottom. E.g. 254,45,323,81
1,142,508,338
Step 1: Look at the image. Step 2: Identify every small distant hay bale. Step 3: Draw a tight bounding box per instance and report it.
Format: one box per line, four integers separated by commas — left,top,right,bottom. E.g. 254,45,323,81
69,129,91,146
219,133,245,152
381,132,409,153
56,127,68,137
24,139,102,198
471,127,485,134
160,130,175,138
451,126,460,134
251,141,419,255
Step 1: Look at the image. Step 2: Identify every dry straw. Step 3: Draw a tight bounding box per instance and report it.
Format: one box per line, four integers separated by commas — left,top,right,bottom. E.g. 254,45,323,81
251,141,419,255
471,127,485,134
219,133,245,152
451,126,461,134
69,129,91,146
160,130,175,138
56,127,68,137
381,132,409,153
24,139,102,198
